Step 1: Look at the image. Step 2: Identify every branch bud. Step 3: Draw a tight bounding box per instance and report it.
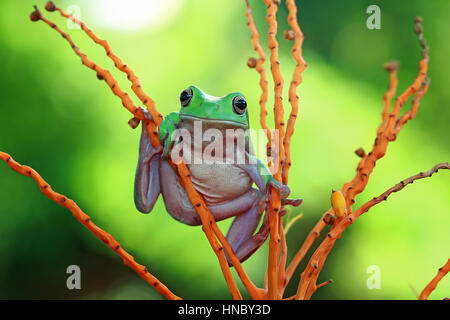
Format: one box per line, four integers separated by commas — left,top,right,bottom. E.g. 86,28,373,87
45,2,57,12
284,30,295,40
384,61,399,73
30,7,41,22
323,213,335,225
128,117,140,129
247,57,257,68
354,147,365,158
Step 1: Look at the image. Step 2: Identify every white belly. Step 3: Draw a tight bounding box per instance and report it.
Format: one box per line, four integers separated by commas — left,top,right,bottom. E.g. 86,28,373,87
187,163,252,205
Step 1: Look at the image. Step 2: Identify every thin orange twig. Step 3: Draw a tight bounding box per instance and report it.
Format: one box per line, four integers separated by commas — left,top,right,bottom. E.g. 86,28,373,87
283,219,326,290
0,151,180,300
296,162,448,300
244,0,271,145
283,0,307,185
262,0,286,300
419,259,450,300
30,6,149,125
276,0,308,296
46,3,163,146
341,18,429,212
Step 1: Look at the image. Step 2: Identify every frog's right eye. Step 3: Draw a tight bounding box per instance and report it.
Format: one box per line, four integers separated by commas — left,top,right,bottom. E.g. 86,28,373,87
180,88,193,107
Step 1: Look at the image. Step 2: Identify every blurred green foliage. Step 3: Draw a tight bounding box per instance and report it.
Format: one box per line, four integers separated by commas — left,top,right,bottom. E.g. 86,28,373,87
0,0,448,299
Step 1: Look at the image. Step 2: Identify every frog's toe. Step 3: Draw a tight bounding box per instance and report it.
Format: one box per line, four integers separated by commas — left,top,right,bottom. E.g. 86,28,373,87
281,198,303,207
268,179,290,198
278,184,290,199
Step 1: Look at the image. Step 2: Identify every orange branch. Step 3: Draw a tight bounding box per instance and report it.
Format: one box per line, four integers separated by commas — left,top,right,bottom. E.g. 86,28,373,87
45,2,163,130
30,6,148,124
283,219,326,290
244,0,271,145
283,0,307,185
380,61,398,125
275,0,308,296
277,217,287,293
341,18,429,212
419,259,450,300
263,0,285,300
0,152,180,300
296,162,448,300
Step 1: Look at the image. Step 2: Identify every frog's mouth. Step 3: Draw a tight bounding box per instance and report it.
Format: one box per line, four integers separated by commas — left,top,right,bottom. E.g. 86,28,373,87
180,114,248,128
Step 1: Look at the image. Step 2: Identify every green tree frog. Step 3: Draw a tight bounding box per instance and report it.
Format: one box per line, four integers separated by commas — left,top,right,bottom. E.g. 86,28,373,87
134,86,302,264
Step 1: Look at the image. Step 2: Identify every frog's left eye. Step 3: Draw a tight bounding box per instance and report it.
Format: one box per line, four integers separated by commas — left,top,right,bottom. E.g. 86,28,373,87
180,88,193,107
232,96,247,115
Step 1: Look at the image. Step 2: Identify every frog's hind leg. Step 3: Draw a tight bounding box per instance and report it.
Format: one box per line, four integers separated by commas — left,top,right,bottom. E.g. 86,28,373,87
225,195,303,265
134,124,163,213
224,200,269,265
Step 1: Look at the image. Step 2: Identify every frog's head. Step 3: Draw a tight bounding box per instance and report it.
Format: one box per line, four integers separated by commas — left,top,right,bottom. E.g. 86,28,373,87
178,86,249,129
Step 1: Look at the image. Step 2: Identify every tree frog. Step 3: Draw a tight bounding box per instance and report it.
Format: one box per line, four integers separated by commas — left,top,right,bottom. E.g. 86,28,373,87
134,86,302,264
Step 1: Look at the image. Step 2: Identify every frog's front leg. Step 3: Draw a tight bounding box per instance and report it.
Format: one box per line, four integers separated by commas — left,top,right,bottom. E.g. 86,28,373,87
134,121,163,213
159,112,181,158
239,155,298,201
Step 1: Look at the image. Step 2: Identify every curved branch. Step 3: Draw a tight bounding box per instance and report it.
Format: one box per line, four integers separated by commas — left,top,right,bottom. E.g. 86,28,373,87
262,0,285,300
0,151,180,300
419,259,450,300
296,162,449,300
355,162,449,216
244,0,270,144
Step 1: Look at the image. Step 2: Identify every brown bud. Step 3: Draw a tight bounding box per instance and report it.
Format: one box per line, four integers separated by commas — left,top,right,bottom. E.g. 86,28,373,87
266,146,272,157
354,147,365,158
45,1,57,12
96,74,104,80
384,61,399,72
30,9,41,22
323,213,335,225
128,117,140,129
284,30,295,41
247,57,257,69
414,16,423,24
273,0,281,4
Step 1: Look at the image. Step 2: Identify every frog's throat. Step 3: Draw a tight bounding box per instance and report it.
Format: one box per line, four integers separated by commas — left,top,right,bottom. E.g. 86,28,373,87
180,114,248,129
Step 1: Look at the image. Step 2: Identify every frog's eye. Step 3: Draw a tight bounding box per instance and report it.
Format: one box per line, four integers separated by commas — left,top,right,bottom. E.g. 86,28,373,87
180,88,193,107
232,95,247,115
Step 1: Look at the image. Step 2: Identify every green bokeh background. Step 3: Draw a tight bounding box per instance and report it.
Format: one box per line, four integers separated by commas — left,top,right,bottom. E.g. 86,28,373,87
0,0,448,299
